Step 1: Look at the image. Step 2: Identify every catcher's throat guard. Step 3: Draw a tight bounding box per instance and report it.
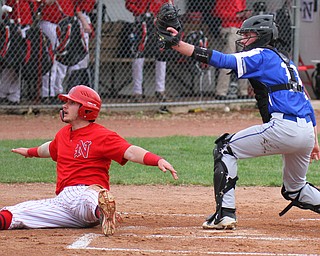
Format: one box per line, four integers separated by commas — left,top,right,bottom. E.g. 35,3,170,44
207,133,238,224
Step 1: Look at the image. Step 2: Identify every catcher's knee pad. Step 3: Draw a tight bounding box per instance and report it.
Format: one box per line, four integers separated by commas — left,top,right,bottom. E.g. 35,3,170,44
210,134,238,223
213,133,234,162
279,183,320,216
213,133,237,194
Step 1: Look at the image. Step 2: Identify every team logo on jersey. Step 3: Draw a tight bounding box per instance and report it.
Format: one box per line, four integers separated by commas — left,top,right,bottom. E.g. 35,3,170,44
74,140,92,158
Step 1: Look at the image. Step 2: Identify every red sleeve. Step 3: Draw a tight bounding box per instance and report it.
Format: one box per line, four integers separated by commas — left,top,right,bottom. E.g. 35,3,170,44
41,0,74,23
5,0,33,25
102,130,132,165
49,139,58,161
75,0,95,13
150,0,172,15
125,0,148,16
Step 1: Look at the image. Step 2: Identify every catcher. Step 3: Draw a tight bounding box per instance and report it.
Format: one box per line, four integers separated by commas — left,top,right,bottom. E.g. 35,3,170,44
155,4,320,229
0,85,178,235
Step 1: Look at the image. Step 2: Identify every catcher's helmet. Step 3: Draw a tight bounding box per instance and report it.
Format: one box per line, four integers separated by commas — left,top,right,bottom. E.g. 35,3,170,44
58,85,101,121
236,14,278,51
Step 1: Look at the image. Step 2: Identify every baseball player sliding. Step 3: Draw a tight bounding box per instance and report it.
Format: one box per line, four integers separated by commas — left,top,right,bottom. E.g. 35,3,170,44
155,4,320,229
0,85,178,235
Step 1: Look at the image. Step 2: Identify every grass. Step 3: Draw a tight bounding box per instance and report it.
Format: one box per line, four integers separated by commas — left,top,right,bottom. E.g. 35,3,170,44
1,136,320,186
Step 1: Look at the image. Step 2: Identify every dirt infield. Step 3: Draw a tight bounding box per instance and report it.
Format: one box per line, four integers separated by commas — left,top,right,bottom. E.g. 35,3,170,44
1,109,320,255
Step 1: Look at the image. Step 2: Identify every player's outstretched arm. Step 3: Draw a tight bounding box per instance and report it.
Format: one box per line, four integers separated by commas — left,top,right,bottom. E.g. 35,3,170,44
124,145,178,180
12,141,51,158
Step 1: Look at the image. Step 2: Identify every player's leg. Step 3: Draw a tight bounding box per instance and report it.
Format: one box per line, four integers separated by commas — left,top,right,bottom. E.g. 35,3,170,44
69,185,120,236
203,133,238,230
54,61,67,95
2,68,20,104
2,198,86,229
132,57,145,99
203,117,296,230
155,60,166,96
40,21,58,99
280,122,320,215
1,186,101,229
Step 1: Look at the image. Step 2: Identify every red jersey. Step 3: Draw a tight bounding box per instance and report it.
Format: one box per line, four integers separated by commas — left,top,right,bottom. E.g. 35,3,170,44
125,0,172,16
74,0,95,13
49,123,132,195
213,0,247,28
41,0,75,24
5,0,38,25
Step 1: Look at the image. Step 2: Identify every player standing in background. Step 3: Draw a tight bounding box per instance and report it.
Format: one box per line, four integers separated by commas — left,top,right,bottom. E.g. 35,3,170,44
0,85,178,235
125,0,171,110
212,0,251,100
40,0,75,104
0,0,37,105
65,0,95,90
155,9,320,229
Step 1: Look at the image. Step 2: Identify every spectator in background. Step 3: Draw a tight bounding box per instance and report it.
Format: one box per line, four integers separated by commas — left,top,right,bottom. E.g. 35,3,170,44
212,0,251,100
187,0,221,39
39,0,75,104
64,0,95,91
0,0,37,105
275,0,292,55
125,0,170,111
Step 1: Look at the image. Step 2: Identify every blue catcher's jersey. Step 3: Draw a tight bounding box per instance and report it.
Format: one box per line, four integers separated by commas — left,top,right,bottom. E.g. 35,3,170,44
209,48,316,126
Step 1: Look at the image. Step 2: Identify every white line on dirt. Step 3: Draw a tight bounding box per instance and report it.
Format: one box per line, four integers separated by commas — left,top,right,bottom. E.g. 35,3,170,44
67,231,319,255
120,233,320,241
67,233,100,249
71,245,315,256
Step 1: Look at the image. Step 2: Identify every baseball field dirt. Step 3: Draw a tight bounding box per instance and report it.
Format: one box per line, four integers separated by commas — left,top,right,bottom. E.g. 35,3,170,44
1,108,320,255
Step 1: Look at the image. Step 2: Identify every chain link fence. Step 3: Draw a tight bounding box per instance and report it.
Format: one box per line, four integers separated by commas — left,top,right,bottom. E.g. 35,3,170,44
0,0,297,111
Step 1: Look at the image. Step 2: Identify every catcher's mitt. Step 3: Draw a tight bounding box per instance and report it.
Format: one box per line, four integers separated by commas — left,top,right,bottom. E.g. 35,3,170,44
155,3,182,50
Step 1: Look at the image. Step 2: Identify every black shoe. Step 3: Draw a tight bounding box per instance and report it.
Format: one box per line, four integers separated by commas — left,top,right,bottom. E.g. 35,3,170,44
155,91,166,102
202,208,237,230
215,95,227,100
238,95,252,99
158,105,170,114
8,100,19,105
128,94,143,103
0,98,10,104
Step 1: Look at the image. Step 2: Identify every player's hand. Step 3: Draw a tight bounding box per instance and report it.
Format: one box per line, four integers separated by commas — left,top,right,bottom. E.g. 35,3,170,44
83,24,92,33
167,27,178,37
11,148,30,158
310,143,320,162
158,158,178,180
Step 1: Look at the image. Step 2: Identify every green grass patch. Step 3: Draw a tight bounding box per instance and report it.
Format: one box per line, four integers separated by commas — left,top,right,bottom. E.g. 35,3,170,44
1,136,320,186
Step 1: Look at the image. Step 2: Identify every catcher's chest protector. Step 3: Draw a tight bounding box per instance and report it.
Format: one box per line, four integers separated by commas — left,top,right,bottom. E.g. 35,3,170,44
55,16,88,66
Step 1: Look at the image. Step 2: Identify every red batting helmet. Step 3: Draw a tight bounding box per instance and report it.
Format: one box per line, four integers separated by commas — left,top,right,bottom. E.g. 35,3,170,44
58,85,102,121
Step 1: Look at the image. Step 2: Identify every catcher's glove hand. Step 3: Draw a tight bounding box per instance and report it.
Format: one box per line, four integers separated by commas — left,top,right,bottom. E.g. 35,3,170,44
155,3,182,50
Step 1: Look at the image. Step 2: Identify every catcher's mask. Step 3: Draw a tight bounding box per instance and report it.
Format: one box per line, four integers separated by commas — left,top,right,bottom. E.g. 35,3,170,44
236,14,279,51
58,85,101,121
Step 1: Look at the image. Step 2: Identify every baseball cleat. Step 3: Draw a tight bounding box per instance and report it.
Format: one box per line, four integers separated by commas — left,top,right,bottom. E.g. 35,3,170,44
98,189,116,236
202,216,237,230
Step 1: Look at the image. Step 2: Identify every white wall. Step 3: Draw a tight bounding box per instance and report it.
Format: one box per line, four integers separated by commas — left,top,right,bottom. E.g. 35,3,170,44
299,1,320,65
